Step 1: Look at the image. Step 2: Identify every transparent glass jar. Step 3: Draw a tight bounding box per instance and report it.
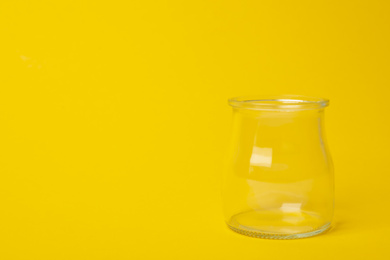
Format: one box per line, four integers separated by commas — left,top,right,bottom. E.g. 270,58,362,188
223,95,334,239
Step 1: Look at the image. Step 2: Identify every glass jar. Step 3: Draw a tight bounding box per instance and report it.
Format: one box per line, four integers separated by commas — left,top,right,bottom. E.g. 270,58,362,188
223,95,334,239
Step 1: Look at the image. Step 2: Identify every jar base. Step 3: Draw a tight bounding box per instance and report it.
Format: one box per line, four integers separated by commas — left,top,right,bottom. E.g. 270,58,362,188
227,209,331,239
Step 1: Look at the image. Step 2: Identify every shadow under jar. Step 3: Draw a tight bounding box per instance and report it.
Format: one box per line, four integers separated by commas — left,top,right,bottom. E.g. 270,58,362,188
223,95,334,239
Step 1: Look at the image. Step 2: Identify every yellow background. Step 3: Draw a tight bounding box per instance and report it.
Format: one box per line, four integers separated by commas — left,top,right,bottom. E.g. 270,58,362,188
0,0,389,259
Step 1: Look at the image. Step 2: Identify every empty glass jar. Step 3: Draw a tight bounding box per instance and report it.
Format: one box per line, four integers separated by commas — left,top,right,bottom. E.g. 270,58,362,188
223,95,334,239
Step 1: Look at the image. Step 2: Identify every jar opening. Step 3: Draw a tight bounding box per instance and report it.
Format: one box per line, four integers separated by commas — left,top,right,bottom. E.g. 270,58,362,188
228,95,329,111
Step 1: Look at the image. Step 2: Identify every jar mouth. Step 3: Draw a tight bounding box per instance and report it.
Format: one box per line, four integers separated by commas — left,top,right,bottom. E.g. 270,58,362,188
228,95,329,111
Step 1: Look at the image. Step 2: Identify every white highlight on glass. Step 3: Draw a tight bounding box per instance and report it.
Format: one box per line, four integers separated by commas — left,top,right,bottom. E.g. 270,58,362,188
280,203,302,213
250,147,272,167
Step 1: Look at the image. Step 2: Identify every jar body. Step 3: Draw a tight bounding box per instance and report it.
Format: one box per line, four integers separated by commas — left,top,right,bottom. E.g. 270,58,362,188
223,97,334,239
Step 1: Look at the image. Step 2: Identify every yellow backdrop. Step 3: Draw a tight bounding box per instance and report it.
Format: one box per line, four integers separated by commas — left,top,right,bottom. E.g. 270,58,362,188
0,0,389,259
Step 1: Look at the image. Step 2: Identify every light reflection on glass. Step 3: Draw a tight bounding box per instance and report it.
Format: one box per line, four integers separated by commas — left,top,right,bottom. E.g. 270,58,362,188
250,147,272,167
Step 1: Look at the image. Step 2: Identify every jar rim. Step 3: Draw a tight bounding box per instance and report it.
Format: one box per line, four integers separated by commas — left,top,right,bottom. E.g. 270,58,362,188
228,95,329,111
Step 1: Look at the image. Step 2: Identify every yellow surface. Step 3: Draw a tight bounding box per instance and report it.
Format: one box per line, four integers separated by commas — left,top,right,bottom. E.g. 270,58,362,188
0,0,389,259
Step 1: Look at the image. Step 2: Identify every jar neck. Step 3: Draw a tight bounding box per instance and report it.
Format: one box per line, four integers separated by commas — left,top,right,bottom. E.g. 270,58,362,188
233,108,326,143
234,108,325,120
